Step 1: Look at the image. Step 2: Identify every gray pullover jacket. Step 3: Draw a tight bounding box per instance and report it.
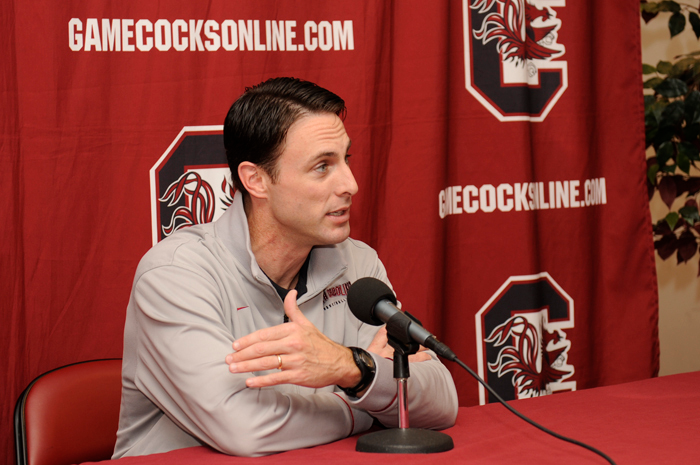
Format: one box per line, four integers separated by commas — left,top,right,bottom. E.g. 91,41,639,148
113,191,458,458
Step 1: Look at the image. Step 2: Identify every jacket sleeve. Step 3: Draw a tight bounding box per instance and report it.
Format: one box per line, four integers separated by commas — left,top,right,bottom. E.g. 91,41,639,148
341,251,459,430
343,348,459,430
130,264,373,457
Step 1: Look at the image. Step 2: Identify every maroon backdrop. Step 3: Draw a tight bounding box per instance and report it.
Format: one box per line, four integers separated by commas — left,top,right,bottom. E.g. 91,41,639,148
1,1,657,463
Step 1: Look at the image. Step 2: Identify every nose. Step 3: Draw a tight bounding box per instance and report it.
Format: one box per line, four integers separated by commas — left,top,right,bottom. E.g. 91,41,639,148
338,161,358,197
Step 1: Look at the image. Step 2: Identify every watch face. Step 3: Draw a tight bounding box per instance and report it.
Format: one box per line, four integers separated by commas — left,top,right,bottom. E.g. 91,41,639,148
341,348,376,397
358,350,376,371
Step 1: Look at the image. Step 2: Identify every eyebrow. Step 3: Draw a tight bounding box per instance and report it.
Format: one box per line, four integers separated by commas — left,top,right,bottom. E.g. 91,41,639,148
309,140,353,164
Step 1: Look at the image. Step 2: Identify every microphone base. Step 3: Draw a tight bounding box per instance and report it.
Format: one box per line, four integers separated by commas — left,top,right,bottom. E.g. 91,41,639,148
356,428,454,454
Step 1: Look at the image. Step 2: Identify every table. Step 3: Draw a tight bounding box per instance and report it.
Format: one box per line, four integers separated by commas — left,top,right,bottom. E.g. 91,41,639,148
89,371,700,464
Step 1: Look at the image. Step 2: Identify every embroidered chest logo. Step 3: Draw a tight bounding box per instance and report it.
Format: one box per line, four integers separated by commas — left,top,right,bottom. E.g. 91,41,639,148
323,281,351,311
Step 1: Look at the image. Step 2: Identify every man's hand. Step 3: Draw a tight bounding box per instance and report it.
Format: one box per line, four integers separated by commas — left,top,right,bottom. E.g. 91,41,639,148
225,290,361,389
367,326,432,363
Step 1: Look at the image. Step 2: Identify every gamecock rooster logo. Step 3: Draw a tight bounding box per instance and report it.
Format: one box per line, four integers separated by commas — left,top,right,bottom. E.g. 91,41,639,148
485,315,573,399
463,0,567,121
472,0,562,63
159,171,235,237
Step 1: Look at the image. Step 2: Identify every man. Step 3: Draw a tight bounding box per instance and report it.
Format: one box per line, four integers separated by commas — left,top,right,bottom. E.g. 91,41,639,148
113,77,458,458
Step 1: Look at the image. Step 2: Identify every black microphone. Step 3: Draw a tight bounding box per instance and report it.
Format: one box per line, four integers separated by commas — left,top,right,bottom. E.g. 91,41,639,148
347,277,457,362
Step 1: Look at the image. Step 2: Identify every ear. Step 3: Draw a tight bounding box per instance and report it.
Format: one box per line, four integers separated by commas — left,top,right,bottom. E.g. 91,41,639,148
238,162,269,199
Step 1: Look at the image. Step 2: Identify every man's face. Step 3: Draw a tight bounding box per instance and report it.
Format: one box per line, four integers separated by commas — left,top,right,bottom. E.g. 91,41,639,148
264,112,358,248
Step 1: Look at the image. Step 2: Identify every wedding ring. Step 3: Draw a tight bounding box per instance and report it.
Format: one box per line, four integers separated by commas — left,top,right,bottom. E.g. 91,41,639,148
276,354,283,370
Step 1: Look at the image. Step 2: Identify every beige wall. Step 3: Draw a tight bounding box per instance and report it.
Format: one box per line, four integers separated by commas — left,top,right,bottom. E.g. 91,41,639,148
641,16,700,375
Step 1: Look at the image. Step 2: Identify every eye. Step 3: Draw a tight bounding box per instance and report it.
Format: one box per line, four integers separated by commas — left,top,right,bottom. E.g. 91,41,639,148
345,154,352,165
315,163,328,173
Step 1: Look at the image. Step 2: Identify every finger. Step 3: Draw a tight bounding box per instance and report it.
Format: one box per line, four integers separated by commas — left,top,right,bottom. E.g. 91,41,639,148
367,328,393,359
227,339,292,364
371,326,388,342
245,370,296,389
408,351,432,363
229,353,285,374
232,324,291,351
371,346,394,360
367,327,388,353
283,290,308,325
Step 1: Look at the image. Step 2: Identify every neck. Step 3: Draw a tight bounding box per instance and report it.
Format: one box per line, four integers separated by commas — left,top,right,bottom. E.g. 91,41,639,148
245,196,311,289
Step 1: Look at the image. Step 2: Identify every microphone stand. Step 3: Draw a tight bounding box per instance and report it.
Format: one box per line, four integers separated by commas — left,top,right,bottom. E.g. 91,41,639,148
355,312,454,453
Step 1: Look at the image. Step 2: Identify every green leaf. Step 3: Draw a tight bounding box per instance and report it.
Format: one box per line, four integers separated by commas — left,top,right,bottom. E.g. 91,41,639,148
660,100,685,127
644,94,657,110
661,163,678,173
654,125,678,148
644,77,664,89
690,12,700,39
686,89,700,104
643,63,657,75
655,78,688,97
679,205,700,225
648,163,660,186
678,146,691,174
641,2,662,14
669,12,686,38
646,100,671,146
645,113,658,130
680,141,700,163
650,100,669,121
671,57,697,77
666,212,680,230
646,127,659,148
684,90,700,121
660,1,682,13
683,122,700,142
657,141,675,167
657,60,673,74
646,111,660,146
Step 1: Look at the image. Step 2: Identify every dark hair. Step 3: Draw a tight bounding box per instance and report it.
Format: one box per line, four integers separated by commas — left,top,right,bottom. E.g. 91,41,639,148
223,77,346,194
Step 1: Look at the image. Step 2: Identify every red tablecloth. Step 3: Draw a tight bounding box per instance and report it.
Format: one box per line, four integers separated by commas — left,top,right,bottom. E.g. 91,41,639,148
90,371,700,464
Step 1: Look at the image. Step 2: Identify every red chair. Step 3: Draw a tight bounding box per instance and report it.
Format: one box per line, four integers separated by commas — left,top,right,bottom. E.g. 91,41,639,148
14,359,123,465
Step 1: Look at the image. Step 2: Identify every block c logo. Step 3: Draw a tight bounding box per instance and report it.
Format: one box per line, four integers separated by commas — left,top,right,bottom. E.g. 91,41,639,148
150,126,232,245
475,273,576,405
463,0,568,122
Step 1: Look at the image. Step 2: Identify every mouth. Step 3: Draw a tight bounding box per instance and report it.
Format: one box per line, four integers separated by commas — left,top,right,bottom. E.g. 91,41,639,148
326,206,351,218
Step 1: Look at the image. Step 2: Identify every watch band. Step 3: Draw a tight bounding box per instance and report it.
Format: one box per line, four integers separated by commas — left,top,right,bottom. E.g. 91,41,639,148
338,347,376,398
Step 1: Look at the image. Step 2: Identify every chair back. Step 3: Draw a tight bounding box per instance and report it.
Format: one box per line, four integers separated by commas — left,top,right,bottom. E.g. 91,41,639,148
14,359,123,465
